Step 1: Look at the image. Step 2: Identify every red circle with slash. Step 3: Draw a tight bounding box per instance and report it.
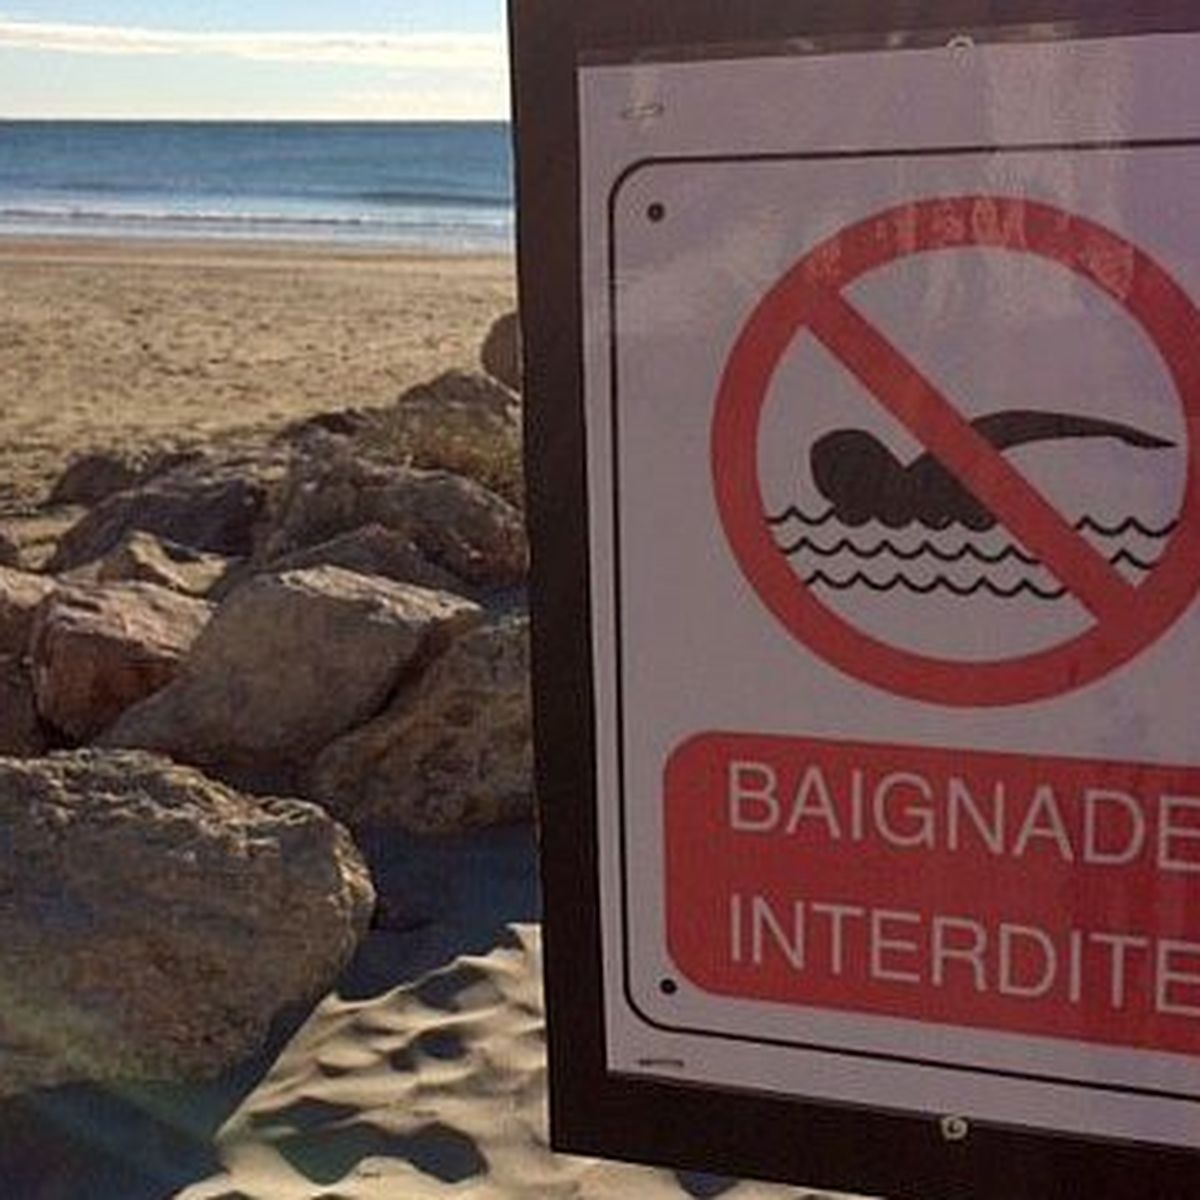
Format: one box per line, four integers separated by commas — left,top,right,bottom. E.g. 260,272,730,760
712,195,1200,706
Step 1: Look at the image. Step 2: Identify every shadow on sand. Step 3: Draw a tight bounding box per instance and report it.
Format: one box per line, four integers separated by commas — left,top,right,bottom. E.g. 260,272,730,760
0,824,542,1200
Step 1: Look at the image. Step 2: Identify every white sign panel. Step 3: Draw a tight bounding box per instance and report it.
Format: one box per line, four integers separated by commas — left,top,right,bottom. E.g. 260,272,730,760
579,32,1200,1147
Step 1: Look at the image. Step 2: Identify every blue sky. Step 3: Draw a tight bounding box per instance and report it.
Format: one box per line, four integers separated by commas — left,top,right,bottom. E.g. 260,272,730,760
0,2,510,118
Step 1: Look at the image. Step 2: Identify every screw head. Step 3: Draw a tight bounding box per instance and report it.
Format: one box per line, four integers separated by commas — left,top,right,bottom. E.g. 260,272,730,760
647,202,666,223
940,1115,970,1142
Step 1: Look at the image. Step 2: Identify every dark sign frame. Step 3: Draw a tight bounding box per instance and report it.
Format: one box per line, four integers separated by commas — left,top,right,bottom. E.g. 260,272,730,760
509,3,1200,1195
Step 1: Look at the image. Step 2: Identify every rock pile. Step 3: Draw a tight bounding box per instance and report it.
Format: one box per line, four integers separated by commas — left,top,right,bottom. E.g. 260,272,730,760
0,311,536,1096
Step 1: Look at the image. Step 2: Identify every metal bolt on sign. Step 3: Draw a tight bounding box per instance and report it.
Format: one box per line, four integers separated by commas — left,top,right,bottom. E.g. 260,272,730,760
939,1116,971,1143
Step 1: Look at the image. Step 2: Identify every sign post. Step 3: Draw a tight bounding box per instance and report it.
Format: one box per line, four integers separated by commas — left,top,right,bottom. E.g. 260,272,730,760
511,3,1200,1194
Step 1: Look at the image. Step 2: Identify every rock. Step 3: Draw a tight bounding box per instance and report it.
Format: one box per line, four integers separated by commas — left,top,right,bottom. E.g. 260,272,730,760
103,567,481,782
0,657,44,756
46,450,142,507
47,450,285,574
29,582,212,742
211,522,461,603
277,407,378,445
46,447,202,508
480,310,522,391
286,528,468,606
373,370,522,506
65,530,231,596
393,369,519,436
0,750,373,1095
0,530,20,569
0,510,79,575
0,567,56,656
310,614,532,833
256,452,526,592
46,450,143,508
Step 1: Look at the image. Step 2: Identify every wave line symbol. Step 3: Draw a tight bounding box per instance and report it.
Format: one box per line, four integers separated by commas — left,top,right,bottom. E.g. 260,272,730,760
766,505,1179,540
1076,514,1179,538
766,506,836,528
782,533,1040,567
784,535,1162,574
805,568,1069,601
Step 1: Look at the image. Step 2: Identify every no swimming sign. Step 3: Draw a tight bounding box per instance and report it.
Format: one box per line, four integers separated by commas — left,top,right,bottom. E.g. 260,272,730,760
511,2,1200,1195
712,195,1200,705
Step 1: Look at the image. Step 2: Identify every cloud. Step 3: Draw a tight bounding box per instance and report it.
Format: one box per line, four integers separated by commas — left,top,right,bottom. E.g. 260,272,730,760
339,80,508,121
0,19,506,71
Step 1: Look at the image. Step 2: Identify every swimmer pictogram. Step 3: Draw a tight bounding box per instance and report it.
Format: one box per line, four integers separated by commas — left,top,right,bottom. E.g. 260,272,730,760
766,410,1176,601
711,195,1200,706
808,410,1173,532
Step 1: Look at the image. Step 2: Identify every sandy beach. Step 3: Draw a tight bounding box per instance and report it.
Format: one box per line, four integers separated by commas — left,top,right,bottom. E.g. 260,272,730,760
0,236,833,1200
0,238,515,514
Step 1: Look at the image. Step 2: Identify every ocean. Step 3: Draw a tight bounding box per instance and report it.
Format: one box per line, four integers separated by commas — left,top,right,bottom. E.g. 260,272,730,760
0,120,514,252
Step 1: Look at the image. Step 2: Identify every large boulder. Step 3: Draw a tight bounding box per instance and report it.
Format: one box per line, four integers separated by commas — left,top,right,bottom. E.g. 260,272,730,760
0,657,44,757
480,309,522,391
310,615,532,833
0,566,56,656
103,567,481,782
47,449,285,573
256,452,527,593
29,582,212,742
0,750,373,1095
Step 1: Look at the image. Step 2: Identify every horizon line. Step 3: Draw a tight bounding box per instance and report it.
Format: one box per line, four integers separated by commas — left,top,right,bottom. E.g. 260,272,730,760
0,114,511,123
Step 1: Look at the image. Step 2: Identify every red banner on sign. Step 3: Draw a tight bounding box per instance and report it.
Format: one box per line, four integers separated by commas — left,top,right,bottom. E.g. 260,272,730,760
665,733,1200,1054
